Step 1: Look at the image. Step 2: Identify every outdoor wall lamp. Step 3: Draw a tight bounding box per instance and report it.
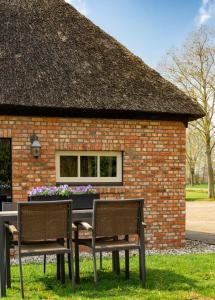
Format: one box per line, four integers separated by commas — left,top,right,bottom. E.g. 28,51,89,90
30,134,41,158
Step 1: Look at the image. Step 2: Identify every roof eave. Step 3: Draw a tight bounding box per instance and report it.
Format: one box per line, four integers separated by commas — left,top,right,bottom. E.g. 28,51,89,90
0,104,204,124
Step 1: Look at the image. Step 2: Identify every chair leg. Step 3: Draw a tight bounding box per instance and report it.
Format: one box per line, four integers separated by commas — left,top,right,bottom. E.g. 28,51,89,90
139,247,146,288
125,250,129,279
60,254,65,284
18,255,24,299
99,252,103,271
67,239,72,279
69,243,76,292
92,251,97,288
43,255,46,274
68,253,72,279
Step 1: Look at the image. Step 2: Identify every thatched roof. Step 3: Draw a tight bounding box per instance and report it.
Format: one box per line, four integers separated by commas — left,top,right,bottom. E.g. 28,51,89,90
0,0,204,121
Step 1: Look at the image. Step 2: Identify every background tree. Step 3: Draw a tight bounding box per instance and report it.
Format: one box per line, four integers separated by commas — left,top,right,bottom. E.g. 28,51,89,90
186,126,204,186
159,26,215,198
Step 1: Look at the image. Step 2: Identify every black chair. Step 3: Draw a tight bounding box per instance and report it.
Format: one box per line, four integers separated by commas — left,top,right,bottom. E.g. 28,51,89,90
17,200,75,298
3,201,75,294
76,199,146,287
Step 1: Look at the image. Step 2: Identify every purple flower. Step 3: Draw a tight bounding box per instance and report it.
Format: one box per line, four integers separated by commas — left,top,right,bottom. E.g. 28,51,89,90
28,184,97,197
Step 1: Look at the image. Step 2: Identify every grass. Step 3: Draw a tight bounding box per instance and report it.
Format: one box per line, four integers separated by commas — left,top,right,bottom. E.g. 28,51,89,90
186,184,215,201
186,184,208,189
4,254,215,300
186,191,209,201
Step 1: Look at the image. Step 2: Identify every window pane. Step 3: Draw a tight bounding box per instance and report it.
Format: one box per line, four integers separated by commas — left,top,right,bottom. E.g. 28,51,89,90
80,156,97,177
60,156,78,177
0,139,12,198
100,156,117,177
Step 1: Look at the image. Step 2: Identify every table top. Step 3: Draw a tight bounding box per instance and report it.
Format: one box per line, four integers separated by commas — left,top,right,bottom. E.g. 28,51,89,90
0,209,92,215
0,209,93,222
0,211,17,217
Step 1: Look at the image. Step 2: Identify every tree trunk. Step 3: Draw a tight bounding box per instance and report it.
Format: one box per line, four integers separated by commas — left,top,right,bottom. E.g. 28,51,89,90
190,169,195,186
206,145,214,198
202,162,206,184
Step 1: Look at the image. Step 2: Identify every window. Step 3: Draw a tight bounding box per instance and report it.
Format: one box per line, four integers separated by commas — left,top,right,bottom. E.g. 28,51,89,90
0,139,12,199
56,151,122,184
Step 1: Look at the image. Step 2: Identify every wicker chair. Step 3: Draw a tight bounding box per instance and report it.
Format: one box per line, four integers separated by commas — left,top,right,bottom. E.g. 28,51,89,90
16,200,75,298
77,199,146,287
3,201,76,285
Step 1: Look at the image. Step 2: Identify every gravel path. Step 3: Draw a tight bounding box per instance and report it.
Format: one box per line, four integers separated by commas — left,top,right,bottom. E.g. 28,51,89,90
146,240,215,255
10,240,215,266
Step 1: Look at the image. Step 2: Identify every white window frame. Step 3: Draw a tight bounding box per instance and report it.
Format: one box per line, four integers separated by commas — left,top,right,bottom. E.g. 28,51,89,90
56,151,122,183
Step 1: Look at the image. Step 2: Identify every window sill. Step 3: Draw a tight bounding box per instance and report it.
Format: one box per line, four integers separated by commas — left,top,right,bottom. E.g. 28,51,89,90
56,182,123,187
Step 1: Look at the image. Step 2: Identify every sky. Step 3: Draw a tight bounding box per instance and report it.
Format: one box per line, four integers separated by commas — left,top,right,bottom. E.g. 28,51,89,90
66,0,215,69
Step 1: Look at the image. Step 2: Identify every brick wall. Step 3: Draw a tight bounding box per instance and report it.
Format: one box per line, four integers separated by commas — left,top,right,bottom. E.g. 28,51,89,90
0,115,186,249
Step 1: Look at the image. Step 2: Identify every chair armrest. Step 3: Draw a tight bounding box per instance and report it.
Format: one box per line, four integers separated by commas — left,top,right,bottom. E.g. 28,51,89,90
142,222,147,228
4,224,18,235
72,223,77,231
79,222,93,231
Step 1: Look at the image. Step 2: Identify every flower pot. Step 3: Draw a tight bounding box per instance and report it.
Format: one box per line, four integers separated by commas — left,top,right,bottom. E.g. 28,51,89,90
28,193,100,210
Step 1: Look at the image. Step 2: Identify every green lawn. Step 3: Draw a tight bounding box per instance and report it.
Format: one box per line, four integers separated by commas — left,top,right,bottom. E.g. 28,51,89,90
186,191,209,201
5,254,215,299
186,184,215,201
186,184,209,189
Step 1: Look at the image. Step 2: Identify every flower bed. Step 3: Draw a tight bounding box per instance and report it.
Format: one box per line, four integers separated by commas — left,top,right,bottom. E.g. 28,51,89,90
28,185,100,209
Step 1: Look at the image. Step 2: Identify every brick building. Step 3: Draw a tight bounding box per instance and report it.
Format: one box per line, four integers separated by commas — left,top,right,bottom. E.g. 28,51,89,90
0,0,204,249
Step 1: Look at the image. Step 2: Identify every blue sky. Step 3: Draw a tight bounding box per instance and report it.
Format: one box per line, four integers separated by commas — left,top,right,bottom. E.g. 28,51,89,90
66,0,215,69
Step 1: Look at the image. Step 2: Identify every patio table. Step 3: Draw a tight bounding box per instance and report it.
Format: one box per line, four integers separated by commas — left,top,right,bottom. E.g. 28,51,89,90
0,209,93,298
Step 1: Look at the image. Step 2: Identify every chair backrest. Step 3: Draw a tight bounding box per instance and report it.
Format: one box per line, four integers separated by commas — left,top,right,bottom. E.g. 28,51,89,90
17,200,72,243
93,199,144,237
2,202,17,211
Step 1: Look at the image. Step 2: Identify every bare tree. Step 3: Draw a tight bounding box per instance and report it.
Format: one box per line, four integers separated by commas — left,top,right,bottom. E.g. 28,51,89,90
159,26,215,198
186,126,203,185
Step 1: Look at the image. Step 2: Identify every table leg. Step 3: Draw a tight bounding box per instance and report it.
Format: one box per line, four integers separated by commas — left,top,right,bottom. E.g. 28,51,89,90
112,251,116,271
99,252,103,270
57,254,61,280
5,227,11,288
112,237,120,275
0,219,6,297
74,228,80,283
115,251,120,275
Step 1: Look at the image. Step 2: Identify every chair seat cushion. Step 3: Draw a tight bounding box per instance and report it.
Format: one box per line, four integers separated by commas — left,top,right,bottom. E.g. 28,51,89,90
17,241,69,256
80,239,140,251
